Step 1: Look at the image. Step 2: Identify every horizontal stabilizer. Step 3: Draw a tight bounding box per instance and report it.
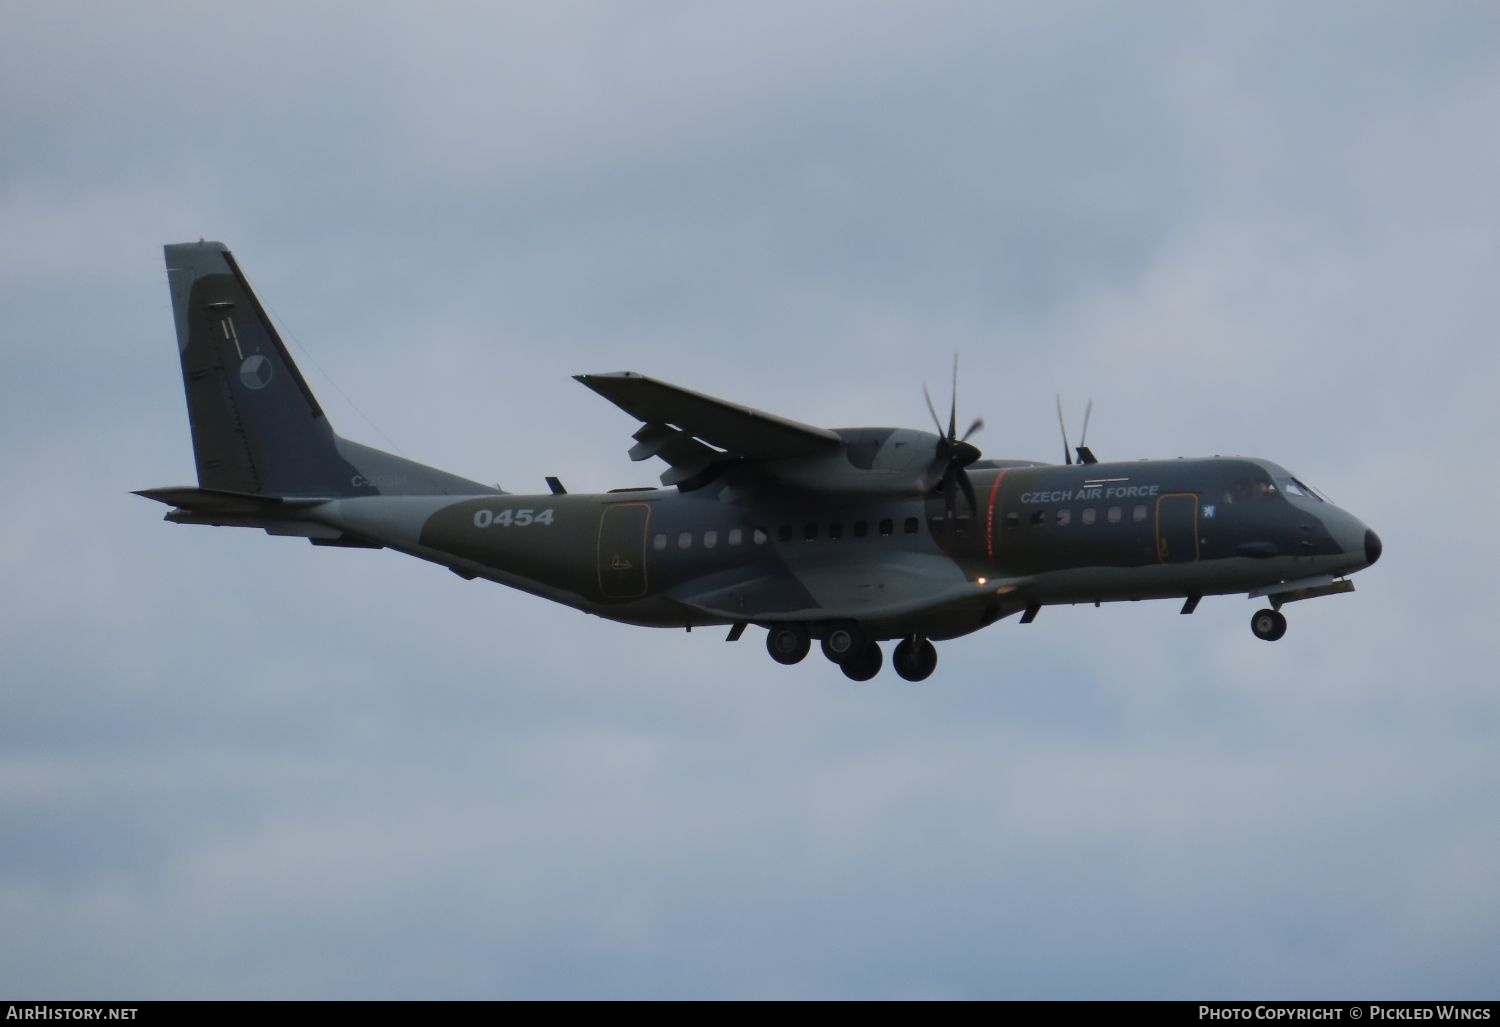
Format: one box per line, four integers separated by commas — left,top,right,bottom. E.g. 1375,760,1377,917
134,486,325,514
133,485,369,545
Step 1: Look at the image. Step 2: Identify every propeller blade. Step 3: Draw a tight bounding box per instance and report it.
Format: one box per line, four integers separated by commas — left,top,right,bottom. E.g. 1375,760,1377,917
960,416,984,444
958,467,978,518
1056,394,1072,465
923,384,945,438
948,356,958,442
1080,399,1093,449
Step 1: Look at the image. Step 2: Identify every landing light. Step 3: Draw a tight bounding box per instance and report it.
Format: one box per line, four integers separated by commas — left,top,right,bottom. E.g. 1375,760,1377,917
977,577,988,585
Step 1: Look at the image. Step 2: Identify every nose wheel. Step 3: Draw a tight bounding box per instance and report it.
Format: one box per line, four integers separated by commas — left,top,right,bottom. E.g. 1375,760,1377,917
1251,608,1288,641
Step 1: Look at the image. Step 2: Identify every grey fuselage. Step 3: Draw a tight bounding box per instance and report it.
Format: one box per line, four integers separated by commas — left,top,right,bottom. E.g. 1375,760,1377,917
305,453,1377,641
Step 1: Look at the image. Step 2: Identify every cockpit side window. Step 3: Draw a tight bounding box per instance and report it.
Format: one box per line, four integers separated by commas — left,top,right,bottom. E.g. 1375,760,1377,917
1225,472,1277,503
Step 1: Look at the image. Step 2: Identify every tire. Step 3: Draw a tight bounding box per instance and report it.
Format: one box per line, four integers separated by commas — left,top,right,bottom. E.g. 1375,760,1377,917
840,642,883,682
893,636,938,681
766,624,811,665
1251,608,1288,642
820,624,864,663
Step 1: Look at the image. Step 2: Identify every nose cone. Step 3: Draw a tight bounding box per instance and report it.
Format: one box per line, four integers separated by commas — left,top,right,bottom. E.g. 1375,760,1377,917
1365,528,1382,567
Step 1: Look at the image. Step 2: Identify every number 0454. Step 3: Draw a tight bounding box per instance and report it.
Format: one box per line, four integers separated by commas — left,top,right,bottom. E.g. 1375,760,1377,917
473,508,555,528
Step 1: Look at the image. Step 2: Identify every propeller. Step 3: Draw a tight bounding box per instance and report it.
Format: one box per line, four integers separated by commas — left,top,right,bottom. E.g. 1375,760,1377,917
1055,395,1072,465
922,357,984,525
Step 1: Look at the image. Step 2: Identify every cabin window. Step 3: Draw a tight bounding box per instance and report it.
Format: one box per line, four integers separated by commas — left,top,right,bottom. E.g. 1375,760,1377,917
1133,505,1147,522
828,522,844,541
1004,512,1019,528
652,533,667,551
778,525,794,543
1030,510,1045,526
703,530,718,549
853,520,869,538
728,528,743,546
1107,506,1122,524
753,528,768,545
804,523,819,541
678,532,693,549
903,517,919,535
879,518,894,537
1056,509,1071,526
1082,508,1097,526
954,515,970,535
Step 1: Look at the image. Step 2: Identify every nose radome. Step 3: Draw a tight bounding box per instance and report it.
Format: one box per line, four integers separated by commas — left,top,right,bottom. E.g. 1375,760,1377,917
1365,529,1383,567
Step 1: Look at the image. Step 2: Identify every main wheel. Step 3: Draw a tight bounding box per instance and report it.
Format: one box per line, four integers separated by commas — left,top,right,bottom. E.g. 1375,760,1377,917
766,624,811,665
820,624,864,664
1250,608,1288,642
893,636,938,682
840,642,883,682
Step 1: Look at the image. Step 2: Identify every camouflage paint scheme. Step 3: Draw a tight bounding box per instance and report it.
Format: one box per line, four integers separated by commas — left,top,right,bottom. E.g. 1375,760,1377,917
140,241,1382,680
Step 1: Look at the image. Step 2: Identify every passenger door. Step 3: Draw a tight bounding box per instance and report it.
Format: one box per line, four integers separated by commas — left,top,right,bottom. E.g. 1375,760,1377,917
597,503,650,598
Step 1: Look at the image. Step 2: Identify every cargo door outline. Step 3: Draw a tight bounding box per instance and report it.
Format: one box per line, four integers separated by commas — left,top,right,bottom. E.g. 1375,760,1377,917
597,502,650,599
1156,493,1199,563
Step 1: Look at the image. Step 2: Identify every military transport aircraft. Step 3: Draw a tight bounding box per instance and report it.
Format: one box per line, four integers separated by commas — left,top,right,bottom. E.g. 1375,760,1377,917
139,241,1382,681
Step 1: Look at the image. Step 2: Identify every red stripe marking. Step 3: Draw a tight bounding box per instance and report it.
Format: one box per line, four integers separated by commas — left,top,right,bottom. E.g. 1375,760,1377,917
985,469,1008,562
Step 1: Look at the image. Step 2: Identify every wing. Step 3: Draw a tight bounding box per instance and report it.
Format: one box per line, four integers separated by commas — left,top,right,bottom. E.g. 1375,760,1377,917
575,372,840,486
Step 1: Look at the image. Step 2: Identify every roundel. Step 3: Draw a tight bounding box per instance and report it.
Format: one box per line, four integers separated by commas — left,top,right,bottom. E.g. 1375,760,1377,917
239,354,273,390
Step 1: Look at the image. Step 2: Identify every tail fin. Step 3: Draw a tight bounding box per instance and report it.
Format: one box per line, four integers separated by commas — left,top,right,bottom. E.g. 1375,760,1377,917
163,241,493,499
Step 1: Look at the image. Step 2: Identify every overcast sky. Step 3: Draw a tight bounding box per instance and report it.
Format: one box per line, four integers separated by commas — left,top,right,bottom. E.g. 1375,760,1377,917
3,1,1498,999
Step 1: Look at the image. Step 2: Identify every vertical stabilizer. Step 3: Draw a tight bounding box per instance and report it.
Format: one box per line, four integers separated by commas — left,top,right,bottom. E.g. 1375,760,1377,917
165,241,365,497
162,241,498,500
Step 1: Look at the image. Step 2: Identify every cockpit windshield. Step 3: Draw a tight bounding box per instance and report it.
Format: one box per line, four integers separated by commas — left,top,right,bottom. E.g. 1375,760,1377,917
1276,476,1327,502
1223,465,1332,505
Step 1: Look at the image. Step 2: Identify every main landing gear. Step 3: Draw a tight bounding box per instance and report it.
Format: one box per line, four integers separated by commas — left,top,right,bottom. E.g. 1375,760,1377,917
1251,608,1288,642
839,642,883,682
818,623,882,681
892,636,938,682
766,624,811,665
766,624,937,681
